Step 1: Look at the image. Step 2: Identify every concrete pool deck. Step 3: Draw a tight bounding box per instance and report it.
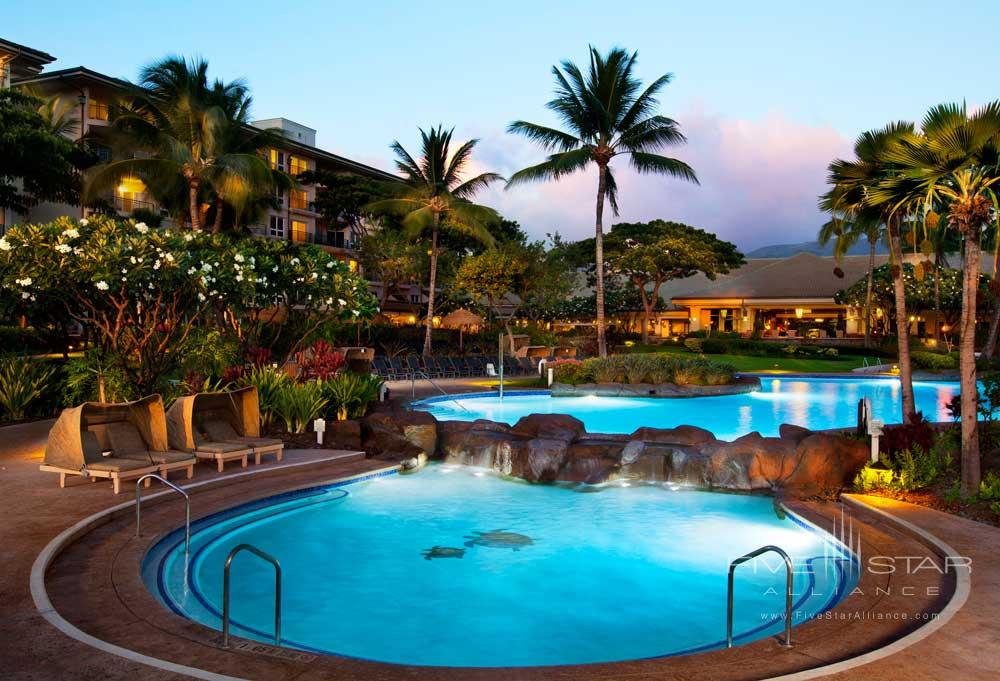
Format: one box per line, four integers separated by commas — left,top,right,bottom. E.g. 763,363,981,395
1,417,997,680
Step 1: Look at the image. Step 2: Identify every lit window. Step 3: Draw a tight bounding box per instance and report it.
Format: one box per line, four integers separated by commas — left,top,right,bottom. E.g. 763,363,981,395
291,220,308,242
269,149,286,171
88,98,110,121
289,156,308,176
268,215,285,238
289,189,308,210
348,259,358,272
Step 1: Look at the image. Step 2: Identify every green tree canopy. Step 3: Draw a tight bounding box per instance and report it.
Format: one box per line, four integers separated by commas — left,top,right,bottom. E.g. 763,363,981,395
0,90,92,215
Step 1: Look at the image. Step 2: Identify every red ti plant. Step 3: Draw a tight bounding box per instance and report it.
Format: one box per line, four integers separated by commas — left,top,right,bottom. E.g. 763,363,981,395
296,340,345,381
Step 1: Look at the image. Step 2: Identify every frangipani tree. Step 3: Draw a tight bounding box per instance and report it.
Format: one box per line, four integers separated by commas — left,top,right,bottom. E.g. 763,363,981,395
0,214,376,394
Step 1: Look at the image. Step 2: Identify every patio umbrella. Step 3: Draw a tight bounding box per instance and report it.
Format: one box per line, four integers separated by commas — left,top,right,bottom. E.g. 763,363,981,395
440,308,484,351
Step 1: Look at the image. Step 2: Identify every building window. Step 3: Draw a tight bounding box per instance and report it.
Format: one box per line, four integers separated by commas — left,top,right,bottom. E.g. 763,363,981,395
289,189,308,210
268,215,285,239
289,155,308,176
291,220,308,242
410,294,420,304
88,98,110,121
93,144,112,162
269,149,286,171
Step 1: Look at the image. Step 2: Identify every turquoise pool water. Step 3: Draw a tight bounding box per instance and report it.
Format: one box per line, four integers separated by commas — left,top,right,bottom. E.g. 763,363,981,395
413,377,959,439
146,466,856,667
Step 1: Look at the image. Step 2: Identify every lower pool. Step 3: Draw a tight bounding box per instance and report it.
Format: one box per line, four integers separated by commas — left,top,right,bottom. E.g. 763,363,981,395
412,377,959,439
146,466,856,667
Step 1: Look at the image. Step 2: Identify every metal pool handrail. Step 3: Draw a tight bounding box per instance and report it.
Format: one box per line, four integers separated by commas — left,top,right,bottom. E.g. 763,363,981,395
222,543,281,648
135,473,190,559
727,545,793,649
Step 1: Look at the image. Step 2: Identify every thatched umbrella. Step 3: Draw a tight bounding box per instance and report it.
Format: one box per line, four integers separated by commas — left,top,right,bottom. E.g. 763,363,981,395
440,308,483,352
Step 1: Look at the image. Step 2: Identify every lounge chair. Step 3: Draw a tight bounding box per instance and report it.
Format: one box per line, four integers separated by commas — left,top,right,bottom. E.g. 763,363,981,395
200,417,283,465
167,387,268,473
40,396,170,494
103,420,196,480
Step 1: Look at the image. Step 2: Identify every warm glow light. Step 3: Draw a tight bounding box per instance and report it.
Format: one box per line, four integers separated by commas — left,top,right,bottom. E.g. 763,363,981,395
407,314,417,324
795,308,804,319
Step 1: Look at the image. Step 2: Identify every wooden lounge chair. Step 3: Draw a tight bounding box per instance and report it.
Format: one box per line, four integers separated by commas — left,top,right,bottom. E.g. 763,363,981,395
38,424,159,494
103,420,196,480
201,418,283,465
191,434,251,472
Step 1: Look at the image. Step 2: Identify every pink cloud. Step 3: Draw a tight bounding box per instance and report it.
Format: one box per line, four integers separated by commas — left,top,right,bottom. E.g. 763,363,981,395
466,107,853,251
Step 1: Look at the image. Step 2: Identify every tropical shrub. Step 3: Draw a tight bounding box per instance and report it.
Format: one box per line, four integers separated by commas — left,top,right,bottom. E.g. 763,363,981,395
672,361,706,385
238,365,291,429
63,351,133,404
322,372,383,420
0,355,58,421
704,364,735,385
910,351,958,371
553,354,734,387
296,340,345,382
683,338,703,353
550,359,586,384
880,411,936,456
272,381,328,434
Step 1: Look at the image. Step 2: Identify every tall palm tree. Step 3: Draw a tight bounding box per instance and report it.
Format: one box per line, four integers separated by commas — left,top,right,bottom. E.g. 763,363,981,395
85,56,285,230
821,122,918,422
507,46,697,357
817,211,881,348
367,126,502,356
876,101,1000,497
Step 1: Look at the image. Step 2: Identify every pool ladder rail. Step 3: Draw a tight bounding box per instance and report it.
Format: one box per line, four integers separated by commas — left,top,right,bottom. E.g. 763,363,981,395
222,543,282,648
135,473,190,560
726,545,793,649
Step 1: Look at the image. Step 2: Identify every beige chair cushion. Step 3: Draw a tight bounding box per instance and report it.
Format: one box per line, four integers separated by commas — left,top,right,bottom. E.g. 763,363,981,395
80,430,106,464
106,422,149,456
195,441,248,454
147,449,196,464
202,419,241,441
88,457,153,473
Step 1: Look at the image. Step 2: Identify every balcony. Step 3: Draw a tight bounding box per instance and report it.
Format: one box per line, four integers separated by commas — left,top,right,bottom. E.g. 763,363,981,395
288,229,358,250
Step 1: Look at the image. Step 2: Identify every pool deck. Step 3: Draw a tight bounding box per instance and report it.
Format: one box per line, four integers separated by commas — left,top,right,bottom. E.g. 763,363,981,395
1,417,998,680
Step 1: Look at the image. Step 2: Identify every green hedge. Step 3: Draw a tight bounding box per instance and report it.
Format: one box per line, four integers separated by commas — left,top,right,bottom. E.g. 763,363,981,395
552,353,736,386
910,351,959,371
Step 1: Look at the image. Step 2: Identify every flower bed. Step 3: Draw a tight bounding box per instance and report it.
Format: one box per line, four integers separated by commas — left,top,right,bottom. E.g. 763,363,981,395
551,353,737,387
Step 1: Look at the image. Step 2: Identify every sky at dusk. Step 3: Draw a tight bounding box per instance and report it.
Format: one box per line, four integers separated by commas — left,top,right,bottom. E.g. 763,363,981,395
8,0,1000,250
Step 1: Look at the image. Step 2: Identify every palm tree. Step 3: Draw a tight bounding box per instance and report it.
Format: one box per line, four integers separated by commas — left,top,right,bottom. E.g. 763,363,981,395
817,212,881,348
821,123,918,422
507,46,697,357
85,56,285,230
367,126,502,356
876,101,1000,497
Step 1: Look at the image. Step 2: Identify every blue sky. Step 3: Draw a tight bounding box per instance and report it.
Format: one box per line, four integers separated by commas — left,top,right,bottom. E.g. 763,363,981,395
8,0,1000,249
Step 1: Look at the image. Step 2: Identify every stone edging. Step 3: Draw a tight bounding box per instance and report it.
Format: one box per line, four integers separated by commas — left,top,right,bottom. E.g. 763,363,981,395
551,375,761,398
30,474,968,681
29,455,396,681
757,495,970,681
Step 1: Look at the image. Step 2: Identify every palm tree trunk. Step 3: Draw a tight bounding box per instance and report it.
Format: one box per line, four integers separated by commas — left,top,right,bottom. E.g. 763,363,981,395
422,218,440,357
888,221,916,422
958,232,982,498
211,195,224,234
864,238,875,349
594,164,608,358
188,179,201,230
982,235,1000,357
933,261,943,344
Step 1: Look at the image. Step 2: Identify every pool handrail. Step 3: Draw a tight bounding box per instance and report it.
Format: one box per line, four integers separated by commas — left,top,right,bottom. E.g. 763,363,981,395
135,473,190,560
727,544,793,649
222,543,281,648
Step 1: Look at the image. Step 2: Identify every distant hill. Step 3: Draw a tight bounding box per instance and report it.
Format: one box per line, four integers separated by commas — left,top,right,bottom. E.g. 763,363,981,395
745,239,888,259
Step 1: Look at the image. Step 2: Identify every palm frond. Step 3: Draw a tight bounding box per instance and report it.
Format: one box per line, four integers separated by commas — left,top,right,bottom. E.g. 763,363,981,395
628,152,699,184
452,172,505,199
506,121,581,151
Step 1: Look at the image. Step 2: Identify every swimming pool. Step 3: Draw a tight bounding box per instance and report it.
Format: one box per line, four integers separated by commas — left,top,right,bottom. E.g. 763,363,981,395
412,377,959,439
145,466,856,667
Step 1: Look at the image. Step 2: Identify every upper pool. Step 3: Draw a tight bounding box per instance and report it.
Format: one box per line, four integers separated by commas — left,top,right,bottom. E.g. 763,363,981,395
412,377,959,439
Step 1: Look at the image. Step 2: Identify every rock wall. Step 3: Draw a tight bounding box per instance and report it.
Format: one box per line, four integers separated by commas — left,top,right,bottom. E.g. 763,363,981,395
363,411,869,499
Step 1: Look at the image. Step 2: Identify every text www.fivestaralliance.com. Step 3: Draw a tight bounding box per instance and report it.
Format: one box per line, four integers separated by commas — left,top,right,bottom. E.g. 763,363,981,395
761,611,939,622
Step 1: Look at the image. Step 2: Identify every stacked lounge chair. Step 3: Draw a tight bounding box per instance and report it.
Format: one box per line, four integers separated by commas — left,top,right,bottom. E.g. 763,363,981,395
40,395,196,493
167,387,283,472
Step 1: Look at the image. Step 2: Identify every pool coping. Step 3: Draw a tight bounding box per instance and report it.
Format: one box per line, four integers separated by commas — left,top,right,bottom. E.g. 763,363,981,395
33,466,965,681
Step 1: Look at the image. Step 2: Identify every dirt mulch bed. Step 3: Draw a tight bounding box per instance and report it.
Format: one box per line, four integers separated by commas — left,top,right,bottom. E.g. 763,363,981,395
867,470,1000,527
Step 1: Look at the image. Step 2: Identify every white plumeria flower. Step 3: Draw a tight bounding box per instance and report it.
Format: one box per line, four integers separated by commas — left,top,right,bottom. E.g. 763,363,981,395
235,274,243,282
272,266,279,273
184,233,194,242
130,256,138,264
79,218,89,226
55,244,72,254
64,228,80,239
135,222,149,234
234,253,245,263
187,267,197,275
16,277,32,287
95,280,109,291
21,292,30,299
165,253,174,262
198,292,206,302
338,298,347,306
290,257,300,265
201,263,212,272
326,261,334,269
0,237,11,251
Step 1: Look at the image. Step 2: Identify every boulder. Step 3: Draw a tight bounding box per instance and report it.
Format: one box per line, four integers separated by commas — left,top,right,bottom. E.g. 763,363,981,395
518,438,570,482
778,433,870,498
630,425,717,447
363,411,437,458
512,413,586,442
362,419,424,461
325,419,362,450
778,424,812,446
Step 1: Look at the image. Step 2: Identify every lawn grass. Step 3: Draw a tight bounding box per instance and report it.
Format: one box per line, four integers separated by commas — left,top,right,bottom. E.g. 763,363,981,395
621,343,870,374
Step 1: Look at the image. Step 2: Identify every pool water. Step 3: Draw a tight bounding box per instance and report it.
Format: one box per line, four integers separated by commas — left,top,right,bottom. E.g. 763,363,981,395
413,377,959,439
146,466,856,667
